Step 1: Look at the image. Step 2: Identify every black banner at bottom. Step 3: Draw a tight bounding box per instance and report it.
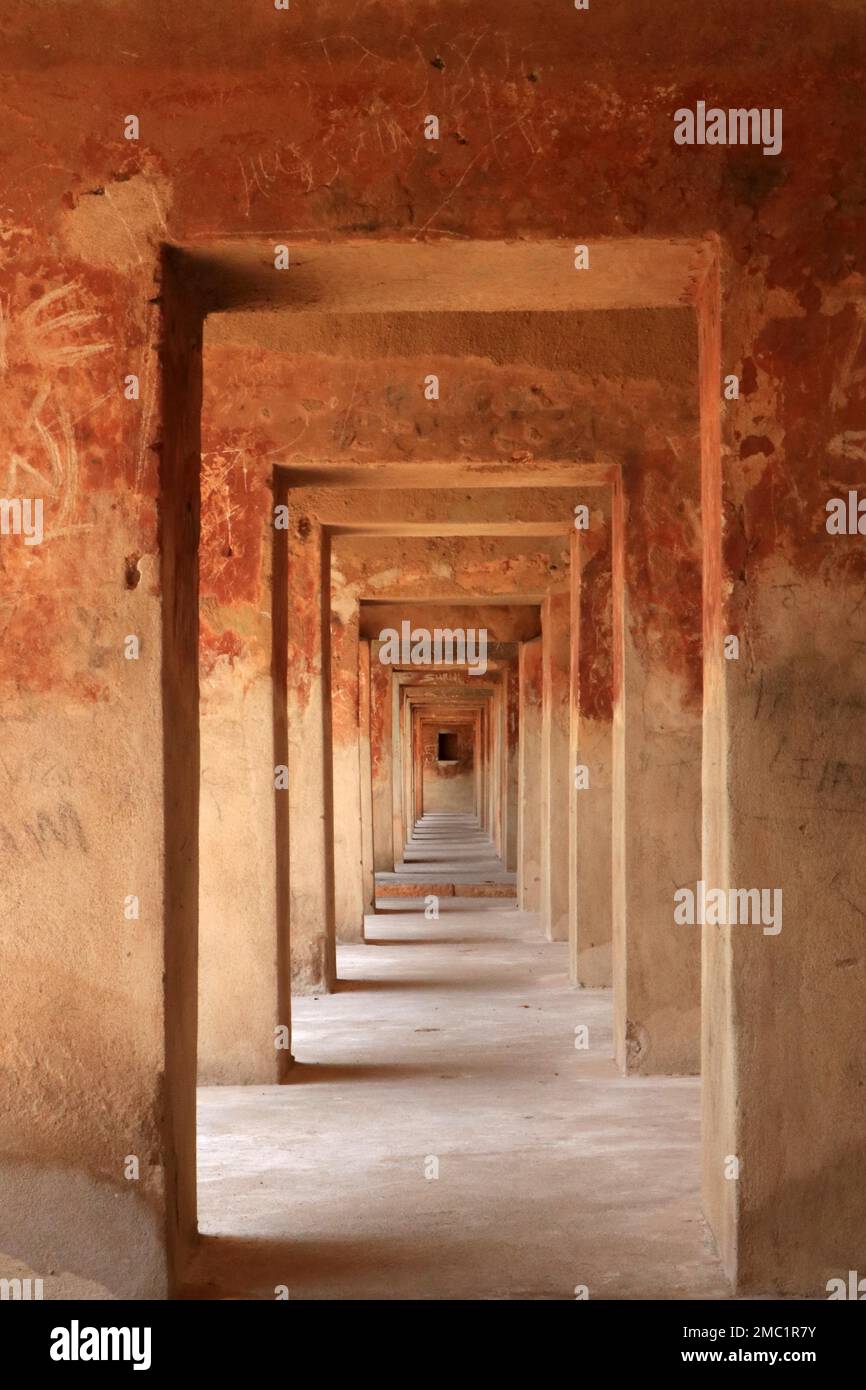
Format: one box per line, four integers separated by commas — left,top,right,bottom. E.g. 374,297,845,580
3,1296,861,1375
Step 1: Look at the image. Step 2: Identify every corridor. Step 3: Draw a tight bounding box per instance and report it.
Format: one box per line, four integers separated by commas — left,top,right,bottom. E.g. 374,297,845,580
191,902,729,1301
6,0,866,1320
402,812,500,868
383,810,516,895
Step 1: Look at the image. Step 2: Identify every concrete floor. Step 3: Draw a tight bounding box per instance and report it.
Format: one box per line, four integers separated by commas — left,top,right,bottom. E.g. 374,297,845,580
189,901,731,1300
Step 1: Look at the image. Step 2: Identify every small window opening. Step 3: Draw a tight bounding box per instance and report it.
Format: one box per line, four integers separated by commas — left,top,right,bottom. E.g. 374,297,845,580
437,731,460,761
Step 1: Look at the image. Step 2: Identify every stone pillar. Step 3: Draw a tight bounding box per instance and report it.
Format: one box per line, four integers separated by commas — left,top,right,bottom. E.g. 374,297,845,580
713,569,866,1294
478,702,489,832
401,689,413,845
287,516,336,992
574,507,614,988
330,594,364,942
487,694,497,842
697,271,866,1294
487,685,499,851
541,591,571,941
473,706,483,821
3,263,204,1297
391,672,404,859
620,622,702,1072
197,483,282,1082
412,705,424,822
505,654,520,871
358,639,375,915
491,687,502,847
611,477,628,1070
370,646,394,873
497,677,508,858
518,638,543,911
611,473,702,1076
568,531,581,980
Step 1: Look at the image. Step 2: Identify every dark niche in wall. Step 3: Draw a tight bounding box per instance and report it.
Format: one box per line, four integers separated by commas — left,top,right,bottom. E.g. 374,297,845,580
437,730,460,762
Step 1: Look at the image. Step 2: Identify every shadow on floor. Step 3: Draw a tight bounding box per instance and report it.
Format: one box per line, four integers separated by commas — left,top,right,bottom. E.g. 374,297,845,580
363,934,514,945
181,1232,467,1300
333,975,502,992
285,1060,468,1084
